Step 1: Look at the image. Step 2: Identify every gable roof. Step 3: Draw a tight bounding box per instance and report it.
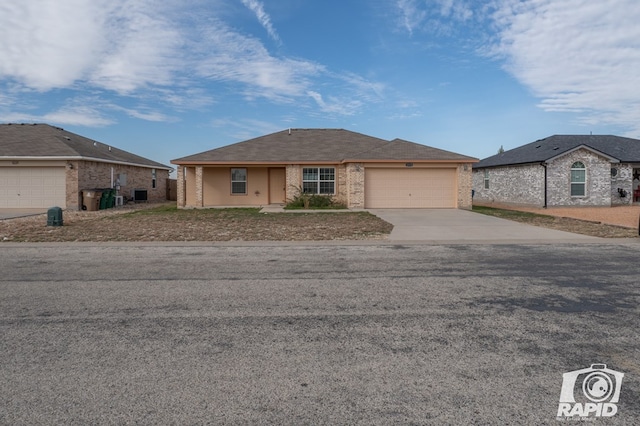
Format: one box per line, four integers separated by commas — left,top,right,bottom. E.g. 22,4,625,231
172,129,477,164
349,138,477,162
475,135,640,168
0,123,171,170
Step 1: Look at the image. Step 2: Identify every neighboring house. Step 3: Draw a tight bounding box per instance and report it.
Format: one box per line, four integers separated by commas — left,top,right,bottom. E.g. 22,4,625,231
0,123,172,210
171,128,478,209
473,135,640,207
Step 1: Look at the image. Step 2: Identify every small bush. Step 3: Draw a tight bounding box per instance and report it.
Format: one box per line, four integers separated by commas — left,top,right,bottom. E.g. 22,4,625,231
285,187,346,209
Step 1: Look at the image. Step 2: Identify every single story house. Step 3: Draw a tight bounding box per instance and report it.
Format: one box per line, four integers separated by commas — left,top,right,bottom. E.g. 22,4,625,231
473,135,640,207
0,123,172,210
171,128,478,209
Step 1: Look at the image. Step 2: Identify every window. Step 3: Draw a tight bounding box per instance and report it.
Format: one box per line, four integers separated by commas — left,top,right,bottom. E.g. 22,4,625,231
611,167,618,179
231,168,247,194
302,167,335,194
151,169,157,189
570,161,586,196
484,170,490,189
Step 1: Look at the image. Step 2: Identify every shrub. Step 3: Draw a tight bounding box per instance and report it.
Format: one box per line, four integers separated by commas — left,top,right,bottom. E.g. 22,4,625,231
285,187,346,209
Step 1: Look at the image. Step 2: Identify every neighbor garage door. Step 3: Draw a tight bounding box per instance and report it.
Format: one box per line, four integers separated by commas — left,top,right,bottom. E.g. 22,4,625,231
365,168,456,208
0,167,66,208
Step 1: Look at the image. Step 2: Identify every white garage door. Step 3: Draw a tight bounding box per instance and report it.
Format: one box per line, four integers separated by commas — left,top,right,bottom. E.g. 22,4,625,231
0,167,66,208
365,168,457,208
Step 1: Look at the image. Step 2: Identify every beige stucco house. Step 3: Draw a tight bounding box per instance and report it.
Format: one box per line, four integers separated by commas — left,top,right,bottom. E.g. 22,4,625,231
171,129,478,209
0,123,172,210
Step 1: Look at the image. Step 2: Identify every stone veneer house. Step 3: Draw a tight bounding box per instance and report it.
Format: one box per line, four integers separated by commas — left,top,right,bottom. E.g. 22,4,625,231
473,135,640,207
172,129,477,209
0,123,172,210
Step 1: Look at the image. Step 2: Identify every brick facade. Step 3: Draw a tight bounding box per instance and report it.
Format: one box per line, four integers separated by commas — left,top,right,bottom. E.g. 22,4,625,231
473,149,637,207
346,163,365,208
473,163,546,206
457,163,474,210
285,164,302,202
68,160,169,210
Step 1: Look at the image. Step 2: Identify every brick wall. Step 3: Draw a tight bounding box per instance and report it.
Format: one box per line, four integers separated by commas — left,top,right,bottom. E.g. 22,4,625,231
473,150,632,207
546,149,610,206
610,164,634,205
176,166,185,207
346,163,365,208
473,163,546,206
71,161,168,210
285,164,301,202
457,163,473,210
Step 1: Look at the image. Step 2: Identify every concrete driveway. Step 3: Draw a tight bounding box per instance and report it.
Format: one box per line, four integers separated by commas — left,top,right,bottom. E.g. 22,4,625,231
369,208,601,242
0,208,47,220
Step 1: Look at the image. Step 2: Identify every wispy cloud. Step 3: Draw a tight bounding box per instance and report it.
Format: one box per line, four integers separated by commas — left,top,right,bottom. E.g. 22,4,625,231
240,0,281,44
0,0,183,94
490,0,640,133
211,117,282,141
192,22,323,101
307,91,363,116
395,0,473,36
0,0,388,127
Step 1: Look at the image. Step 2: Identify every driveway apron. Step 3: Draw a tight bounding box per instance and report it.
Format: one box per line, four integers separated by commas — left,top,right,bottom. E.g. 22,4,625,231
368,209,601,242
0,209,48,220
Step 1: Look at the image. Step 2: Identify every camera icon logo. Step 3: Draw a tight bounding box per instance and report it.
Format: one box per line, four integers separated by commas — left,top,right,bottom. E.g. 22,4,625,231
557,364,624,418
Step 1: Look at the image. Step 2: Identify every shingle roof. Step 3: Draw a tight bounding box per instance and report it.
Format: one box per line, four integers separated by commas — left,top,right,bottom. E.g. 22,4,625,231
474,135,640,168
0,123,171,169
351,138,477,162
172,129,477,164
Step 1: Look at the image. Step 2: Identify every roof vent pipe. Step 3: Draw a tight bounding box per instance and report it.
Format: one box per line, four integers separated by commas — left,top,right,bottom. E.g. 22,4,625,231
288,128,291,135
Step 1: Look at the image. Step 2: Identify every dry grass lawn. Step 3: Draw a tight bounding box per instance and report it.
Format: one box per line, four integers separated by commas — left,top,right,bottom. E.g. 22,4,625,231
0,203,393,242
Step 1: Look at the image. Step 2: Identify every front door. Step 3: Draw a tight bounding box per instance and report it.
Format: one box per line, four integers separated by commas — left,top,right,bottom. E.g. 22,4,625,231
269,168,286,204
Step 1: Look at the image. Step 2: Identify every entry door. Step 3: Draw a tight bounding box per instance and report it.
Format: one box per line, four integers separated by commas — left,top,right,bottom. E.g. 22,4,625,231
269,168,286,204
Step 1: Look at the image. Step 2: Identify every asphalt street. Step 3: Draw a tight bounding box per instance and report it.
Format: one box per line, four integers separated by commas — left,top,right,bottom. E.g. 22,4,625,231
1,242,639,425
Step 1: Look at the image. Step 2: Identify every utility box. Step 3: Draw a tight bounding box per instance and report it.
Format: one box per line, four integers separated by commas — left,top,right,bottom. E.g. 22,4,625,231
47,207,63,227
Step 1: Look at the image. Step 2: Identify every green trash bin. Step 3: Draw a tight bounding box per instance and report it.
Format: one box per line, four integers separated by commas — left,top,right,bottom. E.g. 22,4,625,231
97,190,107,210
106,188,115,208
100,188,110,209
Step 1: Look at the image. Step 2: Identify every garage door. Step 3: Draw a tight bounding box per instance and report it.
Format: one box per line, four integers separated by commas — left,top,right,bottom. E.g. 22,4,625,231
365,168,456,208
0,167,66,208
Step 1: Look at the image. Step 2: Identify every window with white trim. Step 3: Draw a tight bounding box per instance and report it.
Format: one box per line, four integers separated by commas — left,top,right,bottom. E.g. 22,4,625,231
570,161,586,196
151,168,157,189
483,170,489,189
302,167,335,194
231,168,247,195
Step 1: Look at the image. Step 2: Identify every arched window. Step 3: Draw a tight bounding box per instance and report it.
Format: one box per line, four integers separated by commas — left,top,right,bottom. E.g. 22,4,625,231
570,161,586,196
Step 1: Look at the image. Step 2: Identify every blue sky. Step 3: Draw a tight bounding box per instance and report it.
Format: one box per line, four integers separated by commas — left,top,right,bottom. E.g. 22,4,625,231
1,0,639,170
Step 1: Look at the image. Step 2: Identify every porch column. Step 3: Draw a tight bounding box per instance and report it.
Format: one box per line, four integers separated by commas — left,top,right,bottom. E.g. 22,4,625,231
176,166,185,208
285,164,301,201
195,166,204,208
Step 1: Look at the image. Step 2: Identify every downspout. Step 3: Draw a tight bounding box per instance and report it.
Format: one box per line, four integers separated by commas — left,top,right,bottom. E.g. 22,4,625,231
543,162,548,208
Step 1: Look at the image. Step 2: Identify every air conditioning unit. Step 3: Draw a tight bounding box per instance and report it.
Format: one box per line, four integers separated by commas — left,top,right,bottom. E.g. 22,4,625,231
131,189,148,202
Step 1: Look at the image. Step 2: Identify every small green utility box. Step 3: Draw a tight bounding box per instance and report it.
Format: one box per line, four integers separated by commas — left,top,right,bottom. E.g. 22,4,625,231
47,207,63,227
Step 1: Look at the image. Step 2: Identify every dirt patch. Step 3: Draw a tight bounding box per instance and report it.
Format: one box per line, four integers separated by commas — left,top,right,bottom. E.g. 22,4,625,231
473,204,640,238
478,203,640,228
0,203,393,242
